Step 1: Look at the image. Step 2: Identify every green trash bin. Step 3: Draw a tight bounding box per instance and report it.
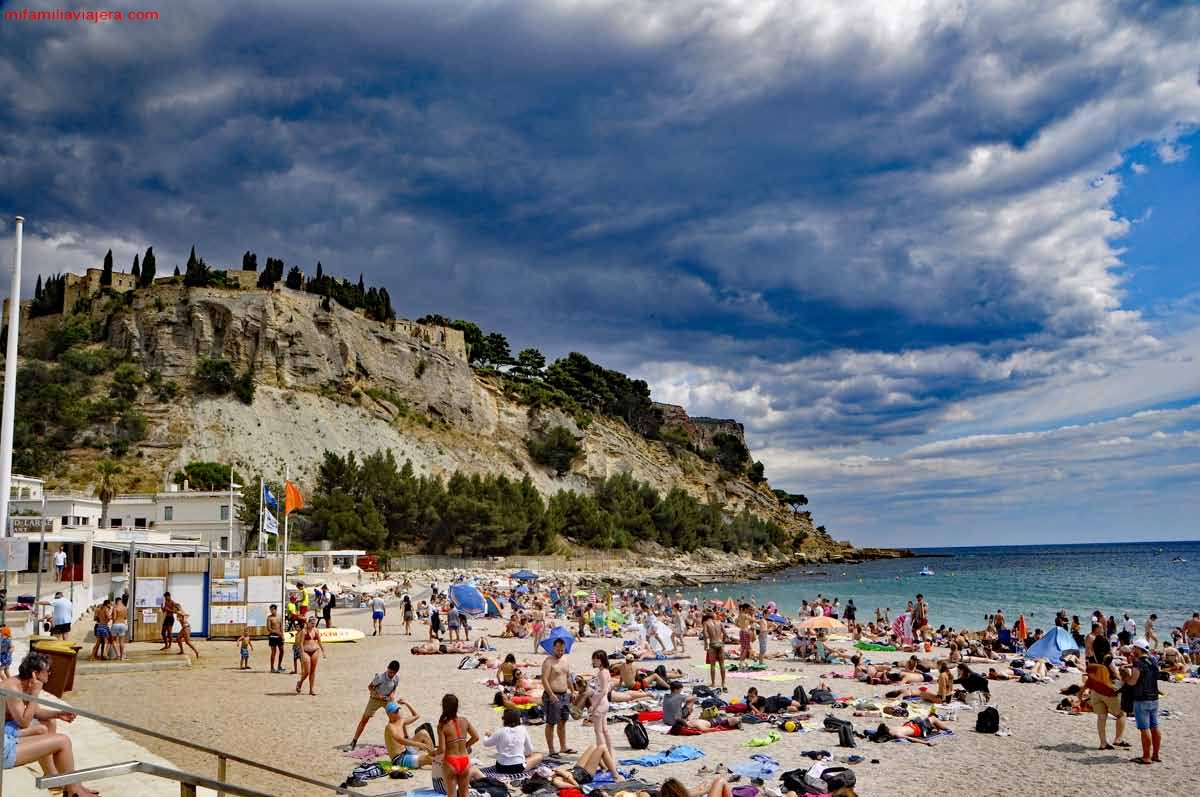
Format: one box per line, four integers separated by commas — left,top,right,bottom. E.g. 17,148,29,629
29,637,82,697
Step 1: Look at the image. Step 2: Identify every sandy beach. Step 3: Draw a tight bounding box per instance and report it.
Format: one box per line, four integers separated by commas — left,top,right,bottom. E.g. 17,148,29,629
65,588,1195,797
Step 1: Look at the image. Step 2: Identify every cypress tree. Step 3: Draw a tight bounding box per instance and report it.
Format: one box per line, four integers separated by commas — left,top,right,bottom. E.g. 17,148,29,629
100,249,114,287
186,246,199,273
242,251,258,272
174,265,181,277
140,247,156,287
34,275,42,302
131,253,141,280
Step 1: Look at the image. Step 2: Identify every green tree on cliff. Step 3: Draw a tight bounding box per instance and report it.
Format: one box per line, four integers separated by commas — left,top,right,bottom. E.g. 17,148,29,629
131,253,140,281
139,247,156,287
100,249,114,287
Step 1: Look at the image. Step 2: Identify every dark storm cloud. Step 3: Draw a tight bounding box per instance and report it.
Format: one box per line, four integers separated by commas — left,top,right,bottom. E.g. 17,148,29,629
1,0,1198,452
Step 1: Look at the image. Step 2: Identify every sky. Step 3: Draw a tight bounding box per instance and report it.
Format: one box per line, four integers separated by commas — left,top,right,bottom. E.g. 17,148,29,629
1,0,1198,547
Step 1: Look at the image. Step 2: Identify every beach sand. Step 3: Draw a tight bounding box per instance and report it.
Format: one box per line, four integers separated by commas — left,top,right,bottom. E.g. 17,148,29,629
67,598,1195,797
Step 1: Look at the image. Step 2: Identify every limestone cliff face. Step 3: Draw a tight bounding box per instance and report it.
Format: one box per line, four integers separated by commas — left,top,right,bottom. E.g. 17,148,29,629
93,285,841,554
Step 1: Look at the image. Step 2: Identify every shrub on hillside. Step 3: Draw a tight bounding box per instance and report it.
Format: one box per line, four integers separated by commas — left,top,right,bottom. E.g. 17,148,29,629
527,426,583,477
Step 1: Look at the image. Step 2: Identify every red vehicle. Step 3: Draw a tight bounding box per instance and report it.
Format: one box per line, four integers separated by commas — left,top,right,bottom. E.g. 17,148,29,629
356,555,380,572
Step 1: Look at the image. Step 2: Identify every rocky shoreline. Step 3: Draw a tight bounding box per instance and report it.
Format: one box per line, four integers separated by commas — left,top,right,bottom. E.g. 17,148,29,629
387,544,913,594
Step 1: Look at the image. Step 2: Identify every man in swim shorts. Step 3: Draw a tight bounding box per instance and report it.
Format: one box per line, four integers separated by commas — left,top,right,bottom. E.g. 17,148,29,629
702,612,726,690
266,604,285,673
541,637,574,755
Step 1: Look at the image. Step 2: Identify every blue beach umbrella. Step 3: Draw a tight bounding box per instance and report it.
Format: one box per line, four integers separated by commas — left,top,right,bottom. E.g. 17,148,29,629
767,613,789,625
512,569,539,581
449,583,486,617
540,626,576,654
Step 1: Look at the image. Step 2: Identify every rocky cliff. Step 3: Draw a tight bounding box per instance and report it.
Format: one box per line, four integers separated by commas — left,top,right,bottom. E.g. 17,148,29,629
31,283,856,557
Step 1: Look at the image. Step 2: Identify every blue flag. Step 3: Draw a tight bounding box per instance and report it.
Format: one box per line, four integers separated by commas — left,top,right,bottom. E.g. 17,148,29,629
263,484,278,510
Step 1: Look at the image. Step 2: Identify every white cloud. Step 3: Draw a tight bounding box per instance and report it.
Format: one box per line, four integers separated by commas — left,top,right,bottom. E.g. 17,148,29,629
1156,140,1191,163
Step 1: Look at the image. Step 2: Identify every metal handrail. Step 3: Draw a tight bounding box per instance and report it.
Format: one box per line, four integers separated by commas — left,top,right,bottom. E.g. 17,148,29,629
0,685,384,796
38,760,274,797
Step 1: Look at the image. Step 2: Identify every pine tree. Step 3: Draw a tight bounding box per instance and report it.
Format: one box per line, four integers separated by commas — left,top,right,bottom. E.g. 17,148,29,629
174,265,181,277
186,246,199,273
100,249,114,287
379,287,394,321
131,253,141,281
140,247,156,287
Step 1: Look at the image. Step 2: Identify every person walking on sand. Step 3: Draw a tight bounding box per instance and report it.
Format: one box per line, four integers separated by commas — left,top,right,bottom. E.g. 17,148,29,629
174,606,200,658
1124,639,1161,764
267,604,285,673
540,637,574,755
436,693,480,797
296,615,325,695
236,632,254,669
402,595,414,635
349,659,401,749
370,593,386,636
703,611,726,690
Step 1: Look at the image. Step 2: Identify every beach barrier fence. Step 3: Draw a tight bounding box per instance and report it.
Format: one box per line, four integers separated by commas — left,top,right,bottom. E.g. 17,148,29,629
387,553,631,574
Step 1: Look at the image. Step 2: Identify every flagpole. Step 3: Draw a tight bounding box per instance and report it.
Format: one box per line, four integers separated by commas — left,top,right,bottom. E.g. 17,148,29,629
257,475,264,556
229,467,235,553
281,465,290,611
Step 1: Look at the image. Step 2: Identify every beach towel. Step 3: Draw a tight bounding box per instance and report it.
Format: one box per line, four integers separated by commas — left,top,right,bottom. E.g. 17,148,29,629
345,745,389,760
672,724,739,736
854,642,897,652
730,754,779,780
893,729,954,743
743,730,782,747
619,745,705,767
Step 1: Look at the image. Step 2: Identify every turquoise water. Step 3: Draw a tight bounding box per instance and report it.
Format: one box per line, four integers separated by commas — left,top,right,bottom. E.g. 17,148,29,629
701,541,1200,633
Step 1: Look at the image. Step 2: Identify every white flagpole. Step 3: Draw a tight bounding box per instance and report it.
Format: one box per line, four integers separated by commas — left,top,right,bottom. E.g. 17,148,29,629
229,467,235,553
257,475,264,556
0,217,25,541
281,465,290,610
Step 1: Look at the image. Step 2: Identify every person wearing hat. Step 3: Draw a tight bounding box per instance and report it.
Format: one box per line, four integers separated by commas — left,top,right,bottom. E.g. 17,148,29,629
1122,639,1161,764
383,699,436,772
349,660,401,750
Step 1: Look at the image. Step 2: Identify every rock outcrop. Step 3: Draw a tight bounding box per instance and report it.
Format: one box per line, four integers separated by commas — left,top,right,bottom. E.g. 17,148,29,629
36,283,860,558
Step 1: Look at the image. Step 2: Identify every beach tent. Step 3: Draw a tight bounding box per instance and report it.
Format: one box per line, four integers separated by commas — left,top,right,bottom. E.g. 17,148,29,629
484,595,503,618
1026,626,1081,665
540,626,576,654
512,569,539,581
449,583,487,617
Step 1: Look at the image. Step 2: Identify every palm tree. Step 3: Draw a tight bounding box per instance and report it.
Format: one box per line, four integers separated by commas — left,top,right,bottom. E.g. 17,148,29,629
96,460,121,529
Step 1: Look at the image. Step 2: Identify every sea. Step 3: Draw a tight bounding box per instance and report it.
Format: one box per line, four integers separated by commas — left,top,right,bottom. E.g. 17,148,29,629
701,540,1200,634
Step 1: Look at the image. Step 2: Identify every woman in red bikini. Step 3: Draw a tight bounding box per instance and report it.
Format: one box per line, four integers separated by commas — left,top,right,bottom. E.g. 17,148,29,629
296,615,326,696
436,693,479,797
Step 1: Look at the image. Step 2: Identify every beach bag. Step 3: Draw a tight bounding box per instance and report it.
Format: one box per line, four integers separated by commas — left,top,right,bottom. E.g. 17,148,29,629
625,718,650,750
328,592,337,609
808,688,834,704
791,685,809,709
693,685,715,698
471,777,509,797
351,762,385,781
975,706,999,734
779,768,809,794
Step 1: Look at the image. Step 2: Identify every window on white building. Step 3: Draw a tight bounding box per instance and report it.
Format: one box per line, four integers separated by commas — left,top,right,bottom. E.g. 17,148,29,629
164,506,174,521
111,518,121,528
134,517,147,529
220,505,230,521
220,536,229,551
61,516,70,526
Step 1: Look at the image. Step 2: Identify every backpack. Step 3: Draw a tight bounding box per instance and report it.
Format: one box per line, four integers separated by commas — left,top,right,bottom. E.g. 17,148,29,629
779,768,809,795
351,762,385,781
791,685,809,709
808,688,834,705
624,719,650,750
803,763,855,793
975,706,1000,734
328,592,337,609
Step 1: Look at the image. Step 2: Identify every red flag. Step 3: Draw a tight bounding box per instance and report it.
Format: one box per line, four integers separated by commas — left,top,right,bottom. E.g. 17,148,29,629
284,480,304,515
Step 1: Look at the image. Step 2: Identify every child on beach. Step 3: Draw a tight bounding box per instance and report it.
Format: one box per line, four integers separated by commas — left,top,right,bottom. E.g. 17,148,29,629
291,636,301,674
0,626,12,678
237,632,254,670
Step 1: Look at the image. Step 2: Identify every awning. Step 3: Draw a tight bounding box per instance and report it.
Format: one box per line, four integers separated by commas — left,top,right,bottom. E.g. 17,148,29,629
91,541,208,555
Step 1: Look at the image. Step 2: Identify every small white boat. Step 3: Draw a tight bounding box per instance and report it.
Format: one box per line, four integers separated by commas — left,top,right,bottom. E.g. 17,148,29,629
1171,557,1187,564
919,566,935,576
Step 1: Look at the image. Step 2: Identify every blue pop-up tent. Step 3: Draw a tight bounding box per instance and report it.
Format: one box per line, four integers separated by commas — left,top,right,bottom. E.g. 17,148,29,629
450,583,486,617
1026,626,1080,665
512,569,539,581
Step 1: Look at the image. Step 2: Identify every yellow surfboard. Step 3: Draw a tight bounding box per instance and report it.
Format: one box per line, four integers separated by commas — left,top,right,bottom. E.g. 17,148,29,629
284,627,366,644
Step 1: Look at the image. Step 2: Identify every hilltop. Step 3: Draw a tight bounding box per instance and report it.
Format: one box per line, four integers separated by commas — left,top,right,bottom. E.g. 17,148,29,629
8,255,892,563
